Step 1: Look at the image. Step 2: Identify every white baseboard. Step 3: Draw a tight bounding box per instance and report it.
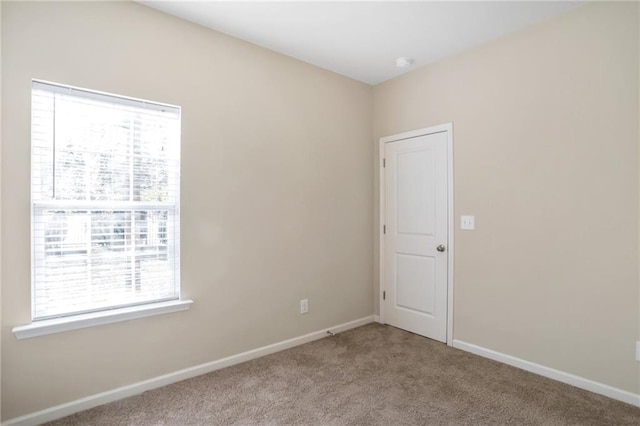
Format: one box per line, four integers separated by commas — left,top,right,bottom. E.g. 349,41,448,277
374,314,381,323
3,315,375,426
453,339,640,408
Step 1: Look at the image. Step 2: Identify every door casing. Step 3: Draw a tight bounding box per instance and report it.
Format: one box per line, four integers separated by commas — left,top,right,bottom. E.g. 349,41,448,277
378,123,454,345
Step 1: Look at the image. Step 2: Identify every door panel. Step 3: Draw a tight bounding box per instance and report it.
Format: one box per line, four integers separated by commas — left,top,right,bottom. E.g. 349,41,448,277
397,149,436,236
396,253,435,314
383,130,448,342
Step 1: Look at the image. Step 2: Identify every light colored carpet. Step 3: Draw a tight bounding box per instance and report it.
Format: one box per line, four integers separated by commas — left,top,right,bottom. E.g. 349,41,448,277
46,323,639,425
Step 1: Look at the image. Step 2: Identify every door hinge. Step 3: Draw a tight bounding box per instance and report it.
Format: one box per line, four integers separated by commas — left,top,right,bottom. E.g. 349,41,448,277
383,225,386,234
383,291,386,300
383,158,386,168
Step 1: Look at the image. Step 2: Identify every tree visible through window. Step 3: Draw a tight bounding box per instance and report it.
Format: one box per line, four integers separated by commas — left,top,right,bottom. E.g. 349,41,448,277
31,81,181,320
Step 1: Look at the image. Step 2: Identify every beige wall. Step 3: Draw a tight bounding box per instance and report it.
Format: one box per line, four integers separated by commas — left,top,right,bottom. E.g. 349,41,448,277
374,1,639,393
0,1,373,420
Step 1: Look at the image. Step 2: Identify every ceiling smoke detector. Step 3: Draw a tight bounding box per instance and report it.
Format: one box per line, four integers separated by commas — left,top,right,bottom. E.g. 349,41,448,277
396,57,415,68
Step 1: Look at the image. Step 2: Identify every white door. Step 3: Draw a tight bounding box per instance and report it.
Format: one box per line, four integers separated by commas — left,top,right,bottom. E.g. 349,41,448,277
382,128,449,342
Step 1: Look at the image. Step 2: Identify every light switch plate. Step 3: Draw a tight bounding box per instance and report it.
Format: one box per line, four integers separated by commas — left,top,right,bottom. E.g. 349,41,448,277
461,215,475,230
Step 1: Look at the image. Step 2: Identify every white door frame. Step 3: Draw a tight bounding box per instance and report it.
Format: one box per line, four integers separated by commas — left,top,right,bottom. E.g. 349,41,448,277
379,122,454,345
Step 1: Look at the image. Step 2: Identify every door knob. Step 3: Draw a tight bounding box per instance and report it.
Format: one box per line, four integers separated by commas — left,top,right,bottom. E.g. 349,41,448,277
436,244,446,252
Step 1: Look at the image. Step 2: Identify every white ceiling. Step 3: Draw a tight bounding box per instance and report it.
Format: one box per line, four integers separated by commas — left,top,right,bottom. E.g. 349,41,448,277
140,1,583,85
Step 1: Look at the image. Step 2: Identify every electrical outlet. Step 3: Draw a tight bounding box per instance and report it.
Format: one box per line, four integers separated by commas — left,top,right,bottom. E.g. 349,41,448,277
636,341,640,361
300,299,308,314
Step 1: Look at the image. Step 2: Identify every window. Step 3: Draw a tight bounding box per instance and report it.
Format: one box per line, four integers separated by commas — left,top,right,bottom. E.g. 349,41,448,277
31,81,181,320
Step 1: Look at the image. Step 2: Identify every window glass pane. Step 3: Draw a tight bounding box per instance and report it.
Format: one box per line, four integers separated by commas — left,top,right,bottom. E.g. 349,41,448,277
34,209,178,319
54,98,132,201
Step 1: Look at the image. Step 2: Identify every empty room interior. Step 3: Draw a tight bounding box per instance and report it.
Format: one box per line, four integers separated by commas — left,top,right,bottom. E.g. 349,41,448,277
1,0,640,424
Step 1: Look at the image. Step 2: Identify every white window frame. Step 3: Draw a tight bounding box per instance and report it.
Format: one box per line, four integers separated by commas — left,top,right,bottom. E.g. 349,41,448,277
13,81,192,339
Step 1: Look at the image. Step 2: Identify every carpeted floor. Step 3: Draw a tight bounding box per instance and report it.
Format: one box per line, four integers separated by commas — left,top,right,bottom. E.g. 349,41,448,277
47,323,639,425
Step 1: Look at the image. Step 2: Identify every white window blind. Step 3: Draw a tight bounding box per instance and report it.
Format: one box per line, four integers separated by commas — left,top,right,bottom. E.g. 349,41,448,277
31,81,181,320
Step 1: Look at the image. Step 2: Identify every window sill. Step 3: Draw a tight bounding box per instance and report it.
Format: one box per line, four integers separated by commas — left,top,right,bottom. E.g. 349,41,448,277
12,299,194,340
